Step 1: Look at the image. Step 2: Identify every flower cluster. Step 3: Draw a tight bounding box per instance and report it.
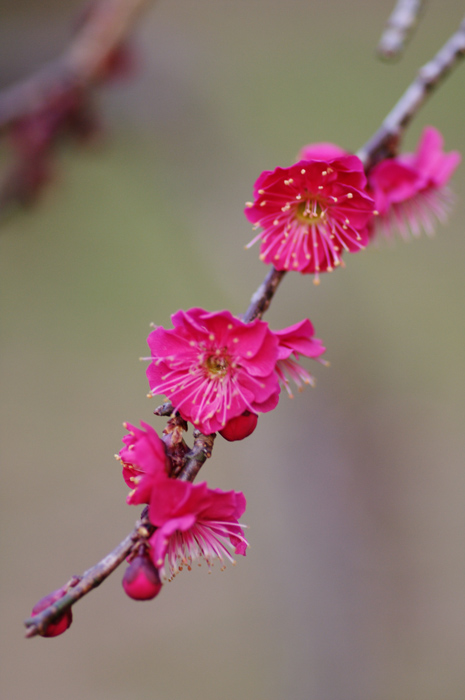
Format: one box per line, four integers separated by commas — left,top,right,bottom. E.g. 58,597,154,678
118,422,248,599
29,117,460,633
117,127,459,607
244,127,460,283
119,310,325,600
144,307,325,435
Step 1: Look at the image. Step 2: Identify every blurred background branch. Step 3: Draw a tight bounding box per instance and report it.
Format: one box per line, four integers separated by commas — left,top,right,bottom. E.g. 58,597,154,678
0,0,152,211
377,0,425,60
0,0,150,127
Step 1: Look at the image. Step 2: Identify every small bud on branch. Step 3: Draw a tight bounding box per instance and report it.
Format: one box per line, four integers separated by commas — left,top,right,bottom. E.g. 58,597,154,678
25,514,155,638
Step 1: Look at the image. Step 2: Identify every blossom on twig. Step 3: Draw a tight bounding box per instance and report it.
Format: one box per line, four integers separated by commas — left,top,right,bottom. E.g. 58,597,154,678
148,478,248,580
145,308,281,435
245,152,374,283
368,126,461,240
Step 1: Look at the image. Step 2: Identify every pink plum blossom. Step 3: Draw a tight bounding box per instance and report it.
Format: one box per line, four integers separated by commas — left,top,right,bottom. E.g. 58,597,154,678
368,126,461,240
118,422,170,505
148,478,248,579
245,154,374,282
273,319,326,397
145,308,280,435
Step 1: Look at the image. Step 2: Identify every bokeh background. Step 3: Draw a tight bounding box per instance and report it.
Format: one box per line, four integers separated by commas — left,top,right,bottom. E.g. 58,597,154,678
2,1,465,699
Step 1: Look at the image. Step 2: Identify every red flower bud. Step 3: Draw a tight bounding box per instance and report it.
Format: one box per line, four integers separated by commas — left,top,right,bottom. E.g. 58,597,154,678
122,554,163,601
31,587,73,638
219,411,258,442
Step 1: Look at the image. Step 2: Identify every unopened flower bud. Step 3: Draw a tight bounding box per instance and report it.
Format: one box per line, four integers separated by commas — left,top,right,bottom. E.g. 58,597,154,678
122,554,162,600
219,411,258,442
31,587,73,638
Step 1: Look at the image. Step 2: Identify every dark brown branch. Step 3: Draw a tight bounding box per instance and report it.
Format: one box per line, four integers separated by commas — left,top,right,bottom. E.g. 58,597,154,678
242,267,287,323
24,513,154,638
177,431,216,482
161,413,190,477
358,15,465,170
377,0,425,60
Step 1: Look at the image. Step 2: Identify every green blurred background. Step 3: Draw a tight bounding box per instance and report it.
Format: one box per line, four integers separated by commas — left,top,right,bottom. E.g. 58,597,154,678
2,1,465,699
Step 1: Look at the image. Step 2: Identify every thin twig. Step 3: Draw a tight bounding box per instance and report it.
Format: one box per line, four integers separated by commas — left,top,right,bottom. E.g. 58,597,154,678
177,432,216,482
358,15,465,169
24,514,154,638
153,401,175,417
24,264,288,635
242,267,287,323
377,0,425,60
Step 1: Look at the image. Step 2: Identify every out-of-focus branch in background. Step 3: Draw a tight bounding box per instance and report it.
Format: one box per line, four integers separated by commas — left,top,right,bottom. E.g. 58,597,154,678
377,0,425,60
0,0,152,211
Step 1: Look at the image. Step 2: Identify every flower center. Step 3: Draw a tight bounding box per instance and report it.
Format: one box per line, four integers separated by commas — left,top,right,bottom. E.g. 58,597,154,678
295,198,324,225
205,352,230,377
